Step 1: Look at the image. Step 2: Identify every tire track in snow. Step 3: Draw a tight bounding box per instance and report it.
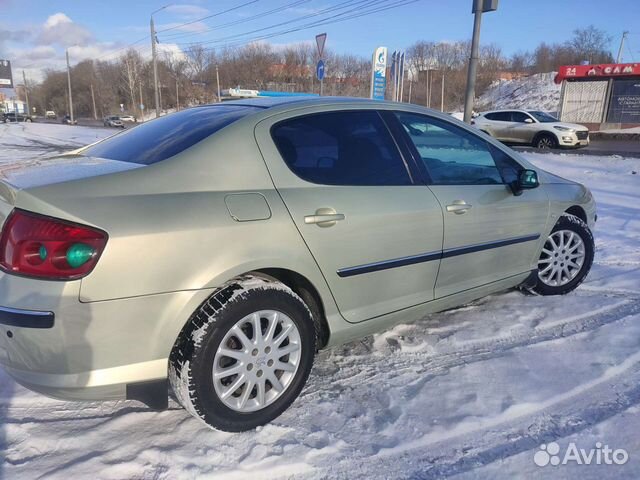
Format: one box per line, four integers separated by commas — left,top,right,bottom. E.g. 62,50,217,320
317,351,640,479
302,293,640,400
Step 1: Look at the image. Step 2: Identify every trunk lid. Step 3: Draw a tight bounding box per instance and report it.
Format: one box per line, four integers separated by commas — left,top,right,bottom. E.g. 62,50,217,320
0,154,144,191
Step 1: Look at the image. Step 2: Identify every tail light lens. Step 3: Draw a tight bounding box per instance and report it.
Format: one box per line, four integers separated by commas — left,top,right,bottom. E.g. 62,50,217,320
0,209,107,280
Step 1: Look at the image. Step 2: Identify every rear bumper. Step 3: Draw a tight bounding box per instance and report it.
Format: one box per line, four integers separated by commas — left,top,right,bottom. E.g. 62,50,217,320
0,271,214,403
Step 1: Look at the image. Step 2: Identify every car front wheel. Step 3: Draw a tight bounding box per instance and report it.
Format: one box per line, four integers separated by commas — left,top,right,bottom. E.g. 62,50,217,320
534,133,558,149
169,275,316,432
532,214,594,295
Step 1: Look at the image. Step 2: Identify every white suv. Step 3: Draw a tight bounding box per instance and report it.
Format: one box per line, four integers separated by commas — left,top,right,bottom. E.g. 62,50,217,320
473,109,589,149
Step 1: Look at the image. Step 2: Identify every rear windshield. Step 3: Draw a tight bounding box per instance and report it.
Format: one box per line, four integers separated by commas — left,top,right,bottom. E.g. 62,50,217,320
84,105,260,165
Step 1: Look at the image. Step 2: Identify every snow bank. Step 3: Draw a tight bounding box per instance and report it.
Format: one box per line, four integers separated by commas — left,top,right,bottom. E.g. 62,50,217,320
477,72,561,114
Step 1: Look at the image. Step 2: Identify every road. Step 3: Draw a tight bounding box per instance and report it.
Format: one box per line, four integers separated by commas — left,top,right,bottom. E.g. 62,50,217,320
514,139,639,157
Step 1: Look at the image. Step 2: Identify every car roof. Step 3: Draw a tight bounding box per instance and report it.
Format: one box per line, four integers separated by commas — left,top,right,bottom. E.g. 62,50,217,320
481,109,530,115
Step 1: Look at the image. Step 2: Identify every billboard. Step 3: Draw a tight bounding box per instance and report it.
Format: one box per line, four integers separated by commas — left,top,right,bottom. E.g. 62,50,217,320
370,47,387,101
0,60,13,88
607,78,640,123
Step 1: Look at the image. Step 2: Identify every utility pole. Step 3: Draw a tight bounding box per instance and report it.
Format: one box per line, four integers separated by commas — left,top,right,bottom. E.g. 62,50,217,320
216,64,221,102
426,69,430,108
22,70,30,116
150,6,168,118
441,71,445,111
616,31,629,63
150,16,159,118
90,83,97,120
66,49,74,124
139,83,144,122
175,78,179,110
463,0,498,123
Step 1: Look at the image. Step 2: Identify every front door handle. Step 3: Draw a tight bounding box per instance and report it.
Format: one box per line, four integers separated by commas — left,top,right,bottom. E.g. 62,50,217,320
304,208,345,227
446,200,472,214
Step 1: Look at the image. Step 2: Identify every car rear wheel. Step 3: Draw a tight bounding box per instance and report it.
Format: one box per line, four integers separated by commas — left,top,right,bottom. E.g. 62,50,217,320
531,214,594,295
169,275,316,432
534,133,558,149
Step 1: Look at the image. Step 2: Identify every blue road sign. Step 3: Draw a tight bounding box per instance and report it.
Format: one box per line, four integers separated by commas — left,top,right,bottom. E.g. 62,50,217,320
316,60,325,81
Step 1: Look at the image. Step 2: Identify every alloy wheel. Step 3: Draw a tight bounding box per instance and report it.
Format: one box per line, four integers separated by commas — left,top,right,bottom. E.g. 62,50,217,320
538,230,585,287
212,310,302,412
537,137,554,149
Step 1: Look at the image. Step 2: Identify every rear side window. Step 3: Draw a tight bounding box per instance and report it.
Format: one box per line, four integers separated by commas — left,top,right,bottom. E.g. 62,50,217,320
484,112,510,121
271,111,411,186
84,105,260,165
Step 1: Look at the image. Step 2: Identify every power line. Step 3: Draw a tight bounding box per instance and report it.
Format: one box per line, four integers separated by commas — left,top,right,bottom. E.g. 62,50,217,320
176,0,389,47
160,0,312,42
179,0,421,52
156,0,260,34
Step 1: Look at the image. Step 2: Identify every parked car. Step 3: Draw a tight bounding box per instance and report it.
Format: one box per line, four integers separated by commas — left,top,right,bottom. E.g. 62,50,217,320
472,109,589,149
61,115,77,125
3,112,33,123
119,114,137,123
45,111,56,119
0,98,596,432
103,115,124,128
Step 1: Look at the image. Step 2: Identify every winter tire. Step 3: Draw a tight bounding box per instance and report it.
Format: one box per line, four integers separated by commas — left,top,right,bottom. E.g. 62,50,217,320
531,214,594,295
169,275,316,432
534,132,558,149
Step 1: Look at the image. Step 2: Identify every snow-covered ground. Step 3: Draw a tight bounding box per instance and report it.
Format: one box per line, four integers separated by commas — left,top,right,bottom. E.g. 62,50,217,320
1,123,639,479
477,72,561,114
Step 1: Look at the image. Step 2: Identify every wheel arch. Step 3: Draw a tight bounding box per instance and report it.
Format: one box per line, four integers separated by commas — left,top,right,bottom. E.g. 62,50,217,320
564,205,587,223
253,268,330,349
532,130,558,145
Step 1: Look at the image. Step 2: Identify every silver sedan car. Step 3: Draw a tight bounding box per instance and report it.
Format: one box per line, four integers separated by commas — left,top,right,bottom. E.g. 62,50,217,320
0,98,595,431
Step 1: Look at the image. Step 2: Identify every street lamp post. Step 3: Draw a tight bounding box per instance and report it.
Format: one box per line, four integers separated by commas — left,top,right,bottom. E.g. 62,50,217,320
463,0,498,123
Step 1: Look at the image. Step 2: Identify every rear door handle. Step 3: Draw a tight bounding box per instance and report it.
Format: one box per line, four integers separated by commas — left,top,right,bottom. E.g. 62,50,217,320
304,208,345,227
446,200,472,214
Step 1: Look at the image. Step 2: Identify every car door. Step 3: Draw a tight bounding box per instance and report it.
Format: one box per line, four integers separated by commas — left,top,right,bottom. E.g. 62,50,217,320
392,111,549,298
507,111,537,144
482,112,510,140
254,108,444,323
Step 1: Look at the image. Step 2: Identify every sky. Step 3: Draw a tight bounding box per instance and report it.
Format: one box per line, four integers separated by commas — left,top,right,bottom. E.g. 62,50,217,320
0,0,639,83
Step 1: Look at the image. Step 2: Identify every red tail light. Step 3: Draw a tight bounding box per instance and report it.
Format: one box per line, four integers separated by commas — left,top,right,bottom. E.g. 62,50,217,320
0,209,107,280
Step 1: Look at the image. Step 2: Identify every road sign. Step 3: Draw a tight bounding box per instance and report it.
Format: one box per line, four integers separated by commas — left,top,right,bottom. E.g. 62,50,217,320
0,60,13,88
370,47,387,101
316,60,325,81
315,33,327,58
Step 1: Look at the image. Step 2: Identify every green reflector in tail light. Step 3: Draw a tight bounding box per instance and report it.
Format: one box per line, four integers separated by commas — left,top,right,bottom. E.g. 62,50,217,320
39,245,48,261
66,243,95,268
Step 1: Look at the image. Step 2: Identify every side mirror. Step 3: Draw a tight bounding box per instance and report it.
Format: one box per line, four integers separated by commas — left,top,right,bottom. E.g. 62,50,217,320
511,169,539,196
524,118,534,124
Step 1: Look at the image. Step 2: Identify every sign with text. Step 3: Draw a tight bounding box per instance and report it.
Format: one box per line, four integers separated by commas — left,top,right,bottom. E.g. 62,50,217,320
370,47,387,100
0,60,13,88
607,78,640,123
555,63,640,84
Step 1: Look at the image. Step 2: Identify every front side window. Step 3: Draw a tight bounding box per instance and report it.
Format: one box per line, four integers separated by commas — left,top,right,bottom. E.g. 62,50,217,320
529,111,558,123
510,111,533,123
84,105,261,165
395,112,515,185
271,111,411,186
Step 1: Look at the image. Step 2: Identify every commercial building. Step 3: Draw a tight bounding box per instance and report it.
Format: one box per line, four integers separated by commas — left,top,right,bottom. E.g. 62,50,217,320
555,62,640,130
